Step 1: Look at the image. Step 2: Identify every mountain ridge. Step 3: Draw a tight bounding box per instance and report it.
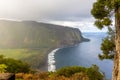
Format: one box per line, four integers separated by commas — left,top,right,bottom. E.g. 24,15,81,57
0,20,87,69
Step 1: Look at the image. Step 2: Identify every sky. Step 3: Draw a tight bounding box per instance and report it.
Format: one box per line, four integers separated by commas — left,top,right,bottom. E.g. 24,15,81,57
0,0,108,32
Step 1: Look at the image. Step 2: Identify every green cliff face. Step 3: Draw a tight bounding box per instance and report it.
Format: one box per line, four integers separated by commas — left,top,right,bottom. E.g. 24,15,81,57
0,20,84,69
0,20,83,48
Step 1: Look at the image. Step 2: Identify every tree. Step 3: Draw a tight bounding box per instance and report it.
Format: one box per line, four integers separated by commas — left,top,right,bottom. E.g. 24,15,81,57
91,0,120,79
98,28,115,60
99,35,115,60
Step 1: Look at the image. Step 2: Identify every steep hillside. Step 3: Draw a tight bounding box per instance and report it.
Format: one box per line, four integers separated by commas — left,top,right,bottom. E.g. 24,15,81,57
0,20,86,69
0,20,83,48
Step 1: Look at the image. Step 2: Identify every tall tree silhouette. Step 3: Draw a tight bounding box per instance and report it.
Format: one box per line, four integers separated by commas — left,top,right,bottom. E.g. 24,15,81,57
91,0,120,80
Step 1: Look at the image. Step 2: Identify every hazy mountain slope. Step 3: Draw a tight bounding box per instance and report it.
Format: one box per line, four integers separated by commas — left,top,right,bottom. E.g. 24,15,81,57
0,20,85,69
0,20,83,48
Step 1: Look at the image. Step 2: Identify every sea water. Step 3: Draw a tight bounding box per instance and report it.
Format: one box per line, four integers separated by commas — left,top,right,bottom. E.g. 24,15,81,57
54,32,113,79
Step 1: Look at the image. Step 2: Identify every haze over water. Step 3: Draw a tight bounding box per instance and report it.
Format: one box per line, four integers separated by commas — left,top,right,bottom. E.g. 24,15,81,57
55,32,113,79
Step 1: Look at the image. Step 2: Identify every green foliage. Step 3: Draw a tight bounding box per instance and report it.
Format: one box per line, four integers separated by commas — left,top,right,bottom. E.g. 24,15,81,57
99,38,115,60
0,64,7,73
113,0,120,8
102,18,112,26
101,38,114,52
15,65,103,80
91,0,118,60
0,48,49,69
91,1,109,19
54,65,104,80
91,0,118,19
0,55,30,73
94,18,112,29
91,0,116,29
86,64,104,80
55,66,86,77
99,28,115,60
94,20,103,29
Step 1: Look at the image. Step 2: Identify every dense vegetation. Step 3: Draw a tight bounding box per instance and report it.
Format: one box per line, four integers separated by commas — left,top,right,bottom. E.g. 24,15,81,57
0,20,83,69
0,55,103,80
0,48,50,69
0,55,30,73
16,65,104,80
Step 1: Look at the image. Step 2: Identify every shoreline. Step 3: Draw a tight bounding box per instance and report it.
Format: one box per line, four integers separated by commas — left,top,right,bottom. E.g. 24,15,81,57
48,48,59,72
39,37,90,71
39,47,58,71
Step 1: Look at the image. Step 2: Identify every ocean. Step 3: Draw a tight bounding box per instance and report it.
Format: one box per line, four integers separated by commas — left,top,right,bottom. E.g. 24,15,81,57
48,32,113,79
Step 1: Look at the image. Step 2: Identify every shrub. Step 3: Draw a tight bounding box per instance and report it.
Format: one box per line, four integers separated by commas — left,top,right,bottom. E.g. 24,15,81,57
54,65,104,80
0,55,30,73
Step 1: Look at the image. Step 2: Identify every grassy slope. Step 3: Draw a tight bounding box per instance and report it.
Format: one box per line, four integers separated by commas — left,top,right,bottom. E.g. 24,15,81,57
0,20,82,69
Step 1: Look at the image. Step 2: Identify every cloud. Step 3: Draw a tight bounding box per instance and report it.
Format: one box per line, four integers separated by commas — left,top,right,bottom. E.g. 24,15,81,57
0,0,107,32
0,0,96,21
48,19,108,32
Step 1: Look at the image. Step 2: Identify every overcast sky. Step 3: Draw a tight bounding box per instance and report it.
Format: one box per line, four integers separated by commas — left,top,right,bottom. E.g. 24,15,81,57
0,0,108,32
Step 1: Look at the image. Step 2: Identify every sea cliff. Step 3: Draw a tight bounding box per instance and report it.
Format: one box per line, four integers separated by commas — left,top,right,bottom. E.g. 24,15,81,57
0,20,87,70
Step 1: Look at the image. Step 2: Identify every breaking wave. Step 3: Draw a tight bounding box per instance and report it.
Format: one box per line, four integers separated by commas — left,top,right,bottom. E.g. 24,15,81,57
48,48,59,72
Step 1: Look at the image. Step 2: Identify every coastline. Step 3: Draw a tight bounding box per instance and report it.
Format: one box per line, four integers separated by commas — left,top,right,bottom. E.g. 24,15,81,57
48,48,59,72
39,37,90,72
39,47,59,71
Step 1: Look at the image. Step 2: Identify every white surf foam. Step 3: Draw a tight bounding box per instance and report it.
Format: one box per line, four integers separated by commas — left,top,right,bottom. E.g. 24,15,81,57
48,48,59,72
